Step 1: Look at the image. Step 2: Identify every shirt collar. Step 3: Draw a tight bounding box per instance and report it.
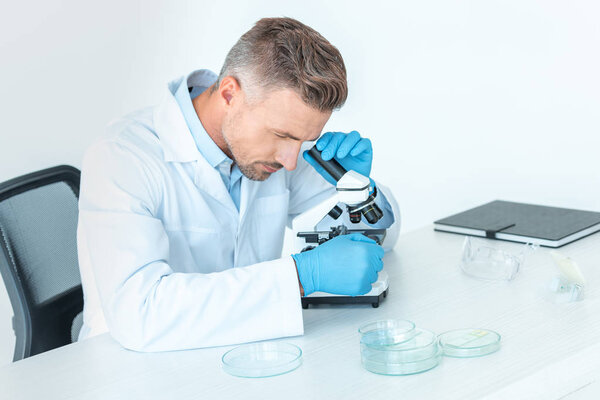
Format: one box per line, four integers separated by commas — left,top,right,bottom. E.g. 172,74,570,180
172,70,230,168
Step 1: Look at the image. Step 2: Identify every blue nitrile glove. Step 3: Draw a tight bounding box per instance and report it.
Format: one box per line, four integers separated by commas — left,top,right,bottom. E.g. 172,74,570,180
303,131,373,186
291,233,385,296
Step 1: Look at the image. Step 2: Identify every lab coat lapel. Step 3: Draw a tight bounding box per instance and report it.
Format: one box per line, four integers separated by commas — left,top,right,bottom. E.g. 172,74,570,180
153,84,199,163
193,157,237,214
154,86,237,215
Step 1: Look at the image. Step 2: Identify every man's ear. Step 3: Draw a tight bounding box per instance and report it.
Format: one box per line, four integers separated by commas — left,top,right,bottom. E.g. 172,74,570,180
218,76,241,106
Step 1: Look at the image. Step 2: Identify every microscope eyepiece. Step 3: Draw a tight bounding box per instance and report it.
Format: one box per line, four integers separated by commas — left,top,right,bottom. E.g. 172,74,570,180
306,146,347,182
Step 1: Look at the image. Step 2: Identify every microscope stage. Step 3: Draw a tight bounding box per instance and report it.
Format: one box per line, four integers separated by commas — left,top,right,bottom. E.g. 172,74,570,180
301,271,389,309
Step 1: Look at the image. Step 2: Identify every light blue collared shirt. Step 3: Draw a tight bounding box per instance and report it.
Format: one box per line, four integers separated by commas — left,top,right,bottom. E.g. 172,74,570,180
173,70,243,211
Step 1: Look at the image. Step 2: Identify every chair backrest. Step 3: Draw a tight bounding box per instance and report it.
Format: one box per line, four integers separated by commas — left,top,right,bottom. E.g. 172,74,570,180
0,165,83,361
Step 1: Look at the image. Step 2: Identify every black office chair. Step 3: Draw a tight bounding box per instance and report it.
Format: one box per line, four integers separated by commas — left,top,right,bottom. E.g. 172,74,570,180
0,165,83,361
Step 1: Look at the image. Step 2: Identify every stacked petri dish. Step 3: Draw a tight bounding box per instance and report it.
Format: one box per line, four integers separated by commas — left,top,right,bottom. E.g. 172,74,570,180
359,320,442,375
359,320,501,375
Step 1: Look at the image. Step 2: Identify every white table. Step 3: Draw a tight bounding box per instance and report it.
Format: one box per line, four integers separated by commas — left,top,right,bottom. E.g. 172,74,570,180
2,226,600,400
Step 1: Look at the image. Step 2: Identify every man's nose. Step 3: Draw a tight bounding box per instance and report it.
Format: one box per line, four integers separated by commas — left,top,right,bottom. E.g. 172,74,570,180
276,142,302,171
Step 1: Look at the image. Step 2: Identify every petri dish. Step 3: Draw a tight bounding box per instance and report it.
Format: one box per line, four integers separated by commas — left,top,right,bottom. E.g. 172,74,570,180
358,319,417,346
222,342,302,378
361,328,439,363
361,347,443,376
438,328,501,358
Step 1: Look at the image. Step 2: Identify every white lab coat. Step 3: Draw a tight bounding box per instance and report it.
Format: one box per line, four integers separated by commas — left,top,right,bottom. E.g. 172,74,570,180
77,75,401,352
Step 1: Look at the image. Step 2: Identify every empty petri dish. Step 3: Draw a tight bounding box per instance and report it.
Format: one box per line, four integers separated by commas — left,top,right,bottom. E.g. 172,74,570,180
438,328,501,358
361,347,443,375
222,342,302,378
361,328,439,363
358,319,417,346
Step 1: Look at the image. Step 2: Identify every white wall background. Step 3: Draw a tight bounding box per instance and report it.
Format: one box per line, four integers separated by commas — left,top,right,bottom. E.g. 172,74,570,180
0,0,598,365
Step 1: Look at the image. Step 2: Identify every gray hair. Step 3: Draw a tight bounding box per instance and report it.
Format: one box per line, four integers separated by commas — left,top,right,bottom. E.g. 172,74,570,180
213,17,348,112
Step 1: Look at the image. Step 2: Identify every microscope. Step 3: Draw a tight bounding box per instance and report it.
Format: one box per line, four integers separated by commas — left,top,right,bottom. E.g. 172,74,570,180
292,145,389,309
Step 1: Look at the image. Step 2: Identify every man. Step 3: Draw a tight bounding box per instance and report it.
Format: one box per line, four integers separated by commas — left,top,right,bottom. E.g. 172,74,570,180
77,17,400,351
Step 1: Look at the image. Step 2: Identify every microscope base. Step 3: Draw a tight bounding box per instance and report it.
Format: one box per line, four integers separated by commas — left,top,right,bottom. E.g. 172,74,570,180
301,289,388,309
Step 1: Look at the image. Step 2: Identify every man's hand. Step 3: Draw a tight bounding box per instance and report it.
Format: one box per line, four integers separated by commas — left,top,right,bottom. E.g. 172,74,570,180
291,234,384,296
303,131,373,186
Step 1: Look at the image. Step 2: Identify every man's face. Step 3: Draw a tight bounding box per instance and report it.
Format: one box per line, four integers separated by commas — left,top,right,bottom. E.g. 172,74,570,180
221,88,331,181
